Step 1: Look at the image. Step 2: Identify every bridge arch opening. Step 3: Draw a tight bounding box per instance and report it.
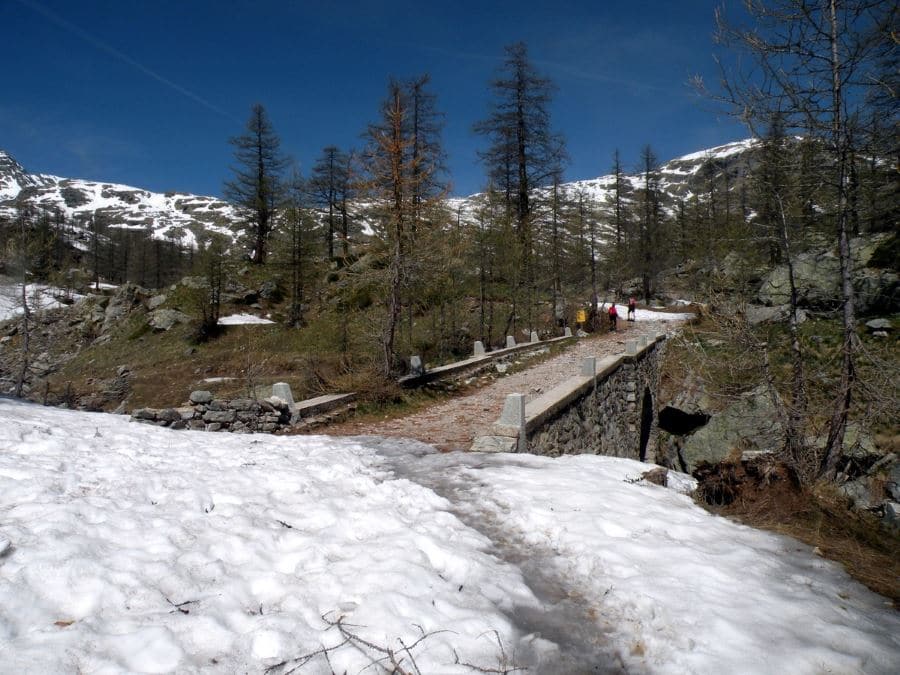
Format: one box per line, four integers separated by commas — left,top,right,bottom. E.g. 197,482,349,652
639,387,653,461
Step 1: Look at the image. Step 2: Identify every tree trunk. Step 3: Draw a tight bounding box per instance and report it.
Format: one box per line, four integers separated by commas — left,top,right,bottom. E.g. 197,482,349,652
820,0,857,479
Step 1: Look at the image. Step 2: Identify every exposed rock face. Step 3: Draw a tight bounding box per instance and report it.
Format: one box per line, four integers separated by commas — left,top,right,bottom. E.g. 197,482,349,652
667,386,782,474
758,235,899,314
101,284,150,335
148,309,191,331
745,304,808,326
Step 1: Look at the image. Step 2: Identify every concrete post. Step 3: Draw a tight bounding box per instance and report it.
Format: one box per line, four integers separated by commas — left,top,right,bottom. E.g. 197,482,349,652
530,331,539,343
581,356,596,377
506,335,516,349
409,355,424,376
639,335,649,348
626,340,637,355
474,340,486,356
564,326,573,337
499,393,527,453
272,382,295,407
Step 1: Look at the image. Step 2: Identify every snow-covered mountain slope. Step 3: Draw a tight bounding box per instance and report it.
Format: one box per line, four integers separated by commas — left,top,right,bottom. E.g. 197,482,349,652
2,139,760,251
448,138,761,225
0,150,238,248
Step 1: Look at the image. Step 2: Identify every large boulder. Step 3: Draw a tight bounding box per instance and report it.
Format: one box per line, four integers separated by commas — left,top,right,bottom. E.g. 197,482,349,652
679,386,782,473
101,283,150,334
758,235,899,314
189,390,213,404
758,250,840,309
865,318,892,332
745,303,809,326
148,309,192,331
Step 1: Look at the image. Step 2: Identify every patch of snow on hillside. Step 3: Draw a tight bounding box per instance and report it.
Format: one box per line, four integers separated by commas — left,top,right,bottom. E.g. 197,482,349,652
0,283,83,322
676,138,757,163
594,302,695,322
218,313,276,325
0,181,21,201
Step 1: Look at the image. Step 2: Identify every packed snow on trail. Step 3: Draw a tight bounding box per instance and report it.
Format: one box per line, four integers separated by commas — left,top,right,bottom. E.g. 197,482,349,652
593,302,695,323
0,399,897,674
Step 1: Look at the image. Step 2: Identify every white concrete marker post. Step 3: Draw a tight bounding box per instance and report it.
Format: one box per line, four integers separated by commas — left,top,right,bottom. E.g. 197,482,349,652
474,340,486,356
506,335,516,349
409,355,424,376
499,393,526,453
581,357,596,377
272,382,295,407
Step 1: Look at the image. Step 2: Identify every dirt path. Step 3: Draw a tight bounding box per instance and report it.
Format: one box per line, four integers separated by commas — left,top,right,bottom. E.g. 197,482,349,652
327,320,673,451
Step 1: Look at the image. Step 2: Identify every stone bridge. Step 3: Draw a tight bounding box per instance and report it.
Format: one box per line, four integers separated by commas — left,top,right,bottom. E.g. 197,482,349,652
472,333,666,460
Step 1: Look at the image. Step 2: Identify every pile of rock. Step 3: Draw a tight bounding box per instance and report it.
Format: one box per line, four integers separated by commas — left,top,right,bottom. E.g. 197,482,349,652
131,390,292,433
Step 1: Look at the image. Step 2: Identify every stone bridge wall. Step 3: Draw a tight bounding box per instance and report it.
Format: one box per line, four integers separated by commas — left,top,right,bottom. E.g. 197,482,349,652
472,333,666,460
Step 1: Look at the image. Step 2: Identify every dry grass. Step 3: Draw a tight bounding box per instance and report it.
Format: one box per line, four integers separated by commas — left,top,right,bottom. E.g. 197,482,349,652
695,458,900,607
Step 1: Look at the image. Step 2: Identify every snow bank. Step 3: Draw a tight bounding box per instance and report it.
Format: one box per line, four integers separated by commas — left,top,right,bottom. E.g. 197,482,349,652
0,399,538,673
458,453,900,675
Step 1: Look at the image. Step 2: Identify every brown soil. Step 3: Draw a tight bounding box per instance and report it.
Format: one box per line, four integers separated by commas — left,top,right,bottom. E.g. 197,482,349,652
325,320,673,450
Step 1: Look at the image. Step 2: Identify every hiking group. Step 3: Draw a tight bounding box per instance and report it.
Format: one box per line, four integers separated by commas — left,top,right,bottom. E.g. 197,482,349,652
607,297,637,332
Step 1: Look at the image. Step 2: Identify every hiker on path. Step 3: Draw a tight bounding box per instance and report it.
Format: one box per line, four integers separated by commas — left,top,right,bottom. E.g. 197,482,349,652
608,303,618,332
627,297,637,322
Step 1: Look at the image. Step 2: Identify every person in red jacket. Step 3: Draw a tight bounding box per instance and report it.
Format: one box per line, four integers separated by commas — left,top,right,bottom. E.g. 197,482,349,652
608,303,618,332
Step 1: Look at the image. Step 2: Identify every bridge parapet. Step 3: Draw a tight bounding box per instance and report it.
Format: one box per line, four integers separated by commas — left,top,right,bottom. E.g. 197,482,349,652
471,332,666,460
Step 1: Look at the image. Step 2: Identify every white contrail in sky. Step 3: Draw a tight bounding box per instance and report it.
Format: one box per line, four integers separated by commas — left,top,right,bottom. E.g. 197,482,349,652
15,0,240,124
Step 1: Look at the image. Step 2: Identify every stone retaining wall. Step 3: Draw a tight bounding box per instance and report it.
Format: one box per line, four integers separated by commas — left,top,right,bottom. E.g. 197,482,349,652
399,333,575,388
131,393,292,433
472,333,665,460
527,340,662,458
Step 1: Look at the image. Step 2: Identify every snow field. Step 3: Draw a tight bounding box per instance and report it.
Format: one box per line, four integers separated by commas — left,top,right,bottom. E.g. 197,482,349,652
453,453,900,674
0,399,539,674
1,399,897,674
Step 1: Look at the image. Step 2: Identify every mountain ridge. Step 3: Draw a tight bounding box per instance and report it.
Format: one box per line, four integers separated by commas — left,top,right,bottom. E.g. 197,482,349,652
1,139,759,248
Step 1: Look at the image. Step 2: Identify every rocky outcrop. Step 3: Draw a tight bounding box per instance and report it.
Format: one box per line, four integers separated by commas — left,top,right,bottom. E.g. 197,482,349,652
745,303,808,326
148,308,191,331
828,425,900,530
676,386,782,473
100,284,150,335
758,234,899,314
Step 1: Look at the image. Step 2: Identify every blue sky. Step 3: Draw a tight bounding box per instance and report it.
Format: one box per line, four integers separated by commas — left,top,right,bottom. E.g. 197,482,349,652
3,0,748,198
